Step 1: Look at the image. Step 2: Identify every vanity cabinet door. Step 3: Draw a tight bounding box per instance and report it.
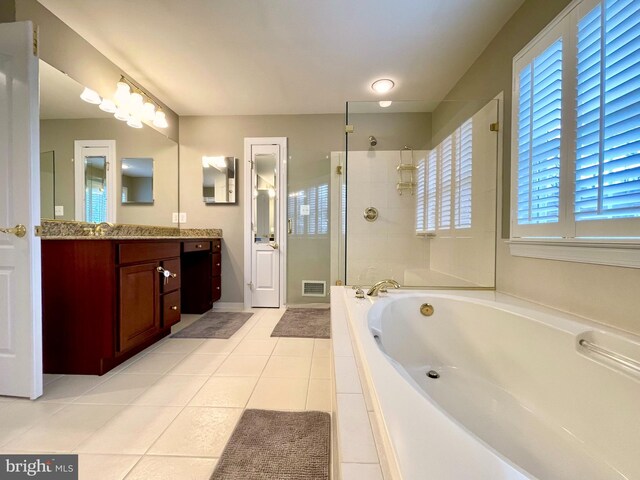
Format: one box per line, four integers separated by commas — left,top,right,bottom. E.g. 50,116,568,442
119,262,160,353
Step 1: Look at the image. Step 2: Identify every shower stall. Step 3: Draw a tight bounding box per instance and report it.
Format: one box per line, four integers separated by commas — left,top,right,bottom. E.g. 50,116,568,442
330,99,500,289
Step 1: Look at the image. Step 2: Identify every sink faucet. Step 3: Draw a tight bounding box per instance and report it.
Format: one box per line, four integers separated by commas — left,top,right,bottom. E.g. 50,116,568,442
94,221,114,236
367,279,400,297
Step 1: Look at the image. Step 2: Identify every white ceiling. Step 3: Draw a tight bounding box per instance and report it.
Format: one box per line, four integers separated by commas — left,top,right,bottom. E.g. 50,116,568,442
38,0,524,116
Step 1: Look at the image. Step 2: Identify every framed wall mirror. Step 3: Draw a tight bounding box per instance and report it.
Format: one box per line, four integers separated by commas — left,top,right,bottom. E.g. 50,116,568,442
203,156,237,204
121,157,154,204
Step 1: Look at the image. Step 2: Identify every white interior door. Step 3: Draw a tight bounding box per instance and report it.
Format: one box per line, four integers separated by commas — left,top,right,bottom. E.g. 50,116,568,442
0,22,43,399
244,138,287,308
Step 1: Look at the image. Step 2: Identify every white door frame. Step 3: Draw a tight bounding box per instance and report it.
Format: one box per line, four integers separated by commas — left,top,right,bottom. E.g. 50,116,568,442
243,137,288,309
74,140,116,222
0,21,42,399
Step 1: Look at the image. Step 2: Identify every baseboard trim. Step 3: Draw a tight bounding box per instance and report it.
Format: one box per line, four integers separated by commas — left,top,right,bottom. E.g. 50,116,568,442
211,302,245,310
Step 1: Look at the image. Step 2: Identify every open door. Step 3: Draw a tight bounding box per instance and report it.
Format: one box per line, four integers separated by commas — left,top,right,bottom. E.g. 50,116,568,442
244,138,287,308
0,22,43,399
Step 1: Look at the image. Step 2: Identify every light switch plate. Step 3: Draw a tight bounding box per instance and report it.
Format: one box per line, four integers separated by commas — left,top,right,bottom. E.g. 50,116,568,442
179,212,187,223
172,212,179,223
54,205,64,216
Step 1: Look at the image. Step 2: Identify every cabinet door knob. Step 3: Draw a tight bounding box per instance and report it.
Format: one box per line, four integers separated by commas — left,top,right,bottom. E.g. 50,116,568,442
196,244,202,248
216,263,220,266
216,244,220,249
216,287,220,290
170,306,178,311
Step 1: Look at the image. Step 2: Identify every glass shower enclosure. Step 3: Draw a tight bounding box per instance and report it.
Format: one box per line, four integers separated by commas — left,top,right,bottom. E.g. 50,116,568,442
331,99,500,288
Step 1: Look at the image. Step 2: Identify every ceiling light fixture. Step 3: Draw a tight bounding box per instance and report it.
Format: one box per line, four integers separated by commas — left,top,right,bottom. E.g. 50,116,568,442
152,109,168,129
371,79,395,94
379,100,393,108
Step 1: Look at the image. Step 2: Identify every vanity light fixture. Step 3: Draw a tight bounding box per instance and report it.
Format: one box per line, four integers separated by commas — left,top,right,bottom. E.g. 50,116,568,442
153,109,168,129
80,87,102,104
126,116,143,129
379,100,393,108
99,98,117,113
371,79,395,94
80,75,169,130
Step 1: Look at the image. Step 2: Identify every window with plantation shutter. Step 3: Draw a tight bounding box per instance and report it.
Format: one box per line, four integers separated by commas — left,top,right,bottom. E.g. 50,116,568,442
415,158,426,233
575,0,640,223
516,38,563,227
427,149,438,232
455,118,473,229
510,0,640,267
439,135,453,229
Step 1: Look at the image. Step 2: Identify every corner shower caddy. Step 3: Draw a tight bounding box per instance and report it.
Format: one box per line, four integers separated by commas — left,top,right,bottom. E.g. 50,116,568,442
396,146,417,195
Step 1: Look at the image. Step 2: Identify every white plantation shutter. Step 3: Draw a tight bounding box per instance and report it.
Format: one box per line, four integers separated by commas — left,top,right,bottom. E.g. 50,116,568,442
427,149,437,232
317,184,329,234
439,135,453,229
455,119,473,229
415,158,426,233
516,38,563,226
575,0,640,223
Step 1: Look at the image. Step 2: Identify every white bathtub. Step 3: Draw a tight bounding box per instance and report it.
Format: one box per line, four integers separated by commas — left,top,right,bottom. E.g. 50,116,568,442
336,288,640,480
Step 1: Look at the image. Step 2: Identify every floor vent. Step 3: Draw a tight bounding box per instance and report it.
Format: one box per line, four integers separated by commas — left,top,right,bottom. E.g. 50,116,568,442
302,281,326,297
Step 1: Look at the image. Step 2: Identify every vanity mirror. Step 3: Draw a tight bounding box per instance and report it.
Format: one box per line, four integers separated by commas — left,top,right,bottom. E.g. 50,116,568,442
202,156,237,204
121,158,154,204
39,60,179,226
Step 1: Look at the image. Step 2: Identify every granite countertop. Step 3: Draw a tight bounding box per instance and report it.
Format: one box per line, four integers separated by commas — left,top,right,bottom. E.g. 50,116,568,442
39,220,222,240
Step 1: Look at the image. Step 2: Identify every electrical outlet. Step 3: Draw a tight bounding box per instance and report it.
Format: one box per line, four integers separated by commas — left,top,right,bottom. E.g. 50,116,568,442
54,205,64,216
172,213,179,223
179,212,187,223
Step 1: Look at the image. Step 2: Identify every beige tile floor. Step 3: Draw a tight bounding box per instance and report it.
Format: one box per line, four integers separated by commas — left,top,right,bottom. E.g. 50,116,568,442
0,307,332,480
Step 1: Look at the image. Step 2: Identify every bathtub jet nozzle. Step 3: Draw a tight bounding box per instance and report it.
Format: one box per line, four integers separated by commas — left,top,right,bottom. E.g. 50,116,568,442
427,370,440,379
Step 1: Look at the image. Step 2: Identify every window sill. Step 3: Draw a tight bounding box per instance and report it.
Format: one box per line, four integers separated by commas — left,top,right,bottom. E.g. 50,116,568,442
507,239,640,269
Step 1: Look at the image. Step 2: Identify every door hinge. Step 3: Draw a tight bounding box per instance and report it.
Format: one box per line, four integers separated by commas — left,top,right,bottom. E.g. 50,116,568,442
490,122,499,132
336,165,342,175
345,125,354,134
33,25,39,56
249,159,254,169
247,282,254,290
34,225,43,237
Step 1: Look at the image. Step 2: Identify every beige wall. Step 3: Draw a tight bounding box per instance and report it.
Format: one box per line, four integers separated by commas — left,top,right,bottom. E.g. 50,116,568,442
40,118,178,226
433,0,640,336
179,113,431,304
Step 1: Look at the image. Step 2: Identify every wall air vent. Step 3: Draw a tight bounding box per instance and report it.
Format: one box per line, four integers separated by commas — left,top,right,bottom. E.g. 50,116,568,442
302,281,326,297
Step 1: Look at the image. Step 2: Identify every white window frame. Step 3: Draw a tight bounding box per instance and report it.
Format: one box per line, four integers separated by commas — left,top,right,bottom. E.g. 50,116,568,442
74,140,117,223
509,0,640,268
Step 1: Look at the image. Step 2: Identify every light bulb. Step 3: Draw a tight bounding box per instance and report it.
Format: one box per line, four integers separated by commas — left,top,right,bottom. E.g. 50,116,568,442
129,92,144,114
114,80,131,106
379,100,392,108
371,79,395,93
114,107,129,121
99,98,117,113
152,109,168,128
127,116,143,128
268,188,276,198
142,101,156,121
80,87,102,104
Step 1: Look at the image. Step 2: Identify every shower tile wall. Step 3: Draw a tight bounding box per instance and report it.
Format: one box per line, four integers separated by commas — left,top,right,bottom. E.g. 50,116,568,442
346,150,429,286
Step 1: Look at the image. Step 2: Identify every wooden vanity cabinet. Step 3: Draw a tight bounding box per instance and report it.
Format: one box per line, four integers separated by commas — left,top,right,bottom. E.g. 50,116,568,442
181,238,223,314
42,239,188,375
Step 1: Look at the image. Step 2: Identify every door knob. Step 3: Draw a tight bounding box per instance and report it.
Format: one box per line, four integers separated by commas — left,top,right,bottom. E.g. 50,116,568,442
0,224,27,238
268,242,279,249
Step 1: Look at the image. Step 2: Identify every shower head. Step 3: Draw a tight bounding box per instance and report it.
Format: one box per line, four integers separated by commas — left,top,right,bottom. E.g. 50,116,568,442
369,136,377,147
